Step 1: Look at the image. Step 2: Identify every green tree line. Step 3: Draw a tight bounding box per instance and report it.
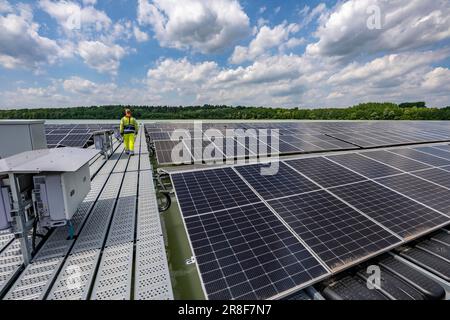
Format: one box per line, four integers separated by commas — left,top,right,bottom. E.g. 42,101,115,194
1,102,450,120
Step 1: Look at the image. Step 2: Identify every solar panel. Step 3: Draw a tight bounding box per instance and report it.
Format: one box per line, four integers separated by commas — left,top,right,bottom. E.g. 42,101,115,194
267,190,401,270
413,168,450,189
285,157,366,188
235,162,320,200
433,145,450,153
213,137,250,159
46,134,67,145
59,134,91,148
172,168,261,217
150,132,170,141
154,140,191,165
413,147,450,161
389,149,450,167
184,202,328,300
330,181,448,240
326,133,379,148
377,174,450,216
362,150,430,172
183,139,224,162
327,153,403,178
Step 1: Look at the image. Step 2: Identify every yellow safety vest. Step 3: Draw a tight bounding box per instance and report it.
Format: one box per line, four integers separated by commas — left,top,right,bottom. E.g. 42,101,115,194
120,116,138,134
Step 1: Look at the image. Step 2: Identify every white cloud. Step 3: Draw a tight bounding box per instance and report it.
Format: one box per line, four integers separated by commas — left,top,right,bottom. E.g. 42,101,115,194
82,0,96,5
0,0,12,13
230,22,301,64
0,4,67,70
133,25,149,42
298,3,328,27
77,41,127,75
328,50,449,86
137,0,250,53
421,68,450,92
63,76,115,94
0,76,162,109
307,0,450,58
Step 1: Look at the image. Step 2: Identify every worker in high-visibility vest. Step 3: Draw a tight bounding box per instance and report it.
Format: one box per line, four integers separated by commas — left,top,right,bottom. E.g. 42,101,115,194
120,108,139,155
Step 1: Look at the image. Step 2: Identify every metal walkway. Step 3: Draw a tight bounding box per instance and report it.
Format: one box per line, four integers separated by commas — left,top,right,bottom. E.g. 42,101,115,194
1,131,173,300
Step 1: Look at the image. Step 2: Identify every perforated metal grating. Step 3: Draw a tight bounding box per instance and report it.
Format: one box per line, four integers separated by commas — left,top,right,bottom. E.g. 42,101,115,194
0,240,23,293
134,163,173,300
2,130,173,301
91,171,138,300
4,140,124,300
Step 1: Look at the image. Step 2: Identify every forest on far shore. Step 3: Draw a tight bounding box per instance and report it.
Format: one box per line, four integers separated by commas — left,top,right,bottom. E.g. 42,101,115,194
1,102,450,121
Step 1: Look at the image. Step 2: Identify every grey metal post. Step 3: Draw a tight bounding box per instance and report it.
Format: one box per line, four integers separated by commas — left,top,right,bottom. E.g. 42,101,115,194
9,173,32,265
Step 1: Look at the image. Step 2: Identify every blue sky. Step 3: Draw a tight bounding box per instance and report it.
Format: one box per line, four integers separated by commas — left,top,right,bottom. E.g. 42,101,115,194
0,0,449,109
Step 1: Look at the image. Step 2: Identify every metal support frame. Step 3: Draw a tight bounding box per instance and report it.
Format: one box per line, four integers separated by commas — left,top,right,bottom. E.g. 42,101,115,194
9,173,33,266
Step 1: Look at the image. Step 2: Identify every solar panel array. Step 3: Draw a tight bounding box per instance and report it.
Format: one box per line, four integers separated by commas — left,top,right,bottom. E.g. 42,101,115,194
146,121,450,165
171,144,450,300
45,124,117,148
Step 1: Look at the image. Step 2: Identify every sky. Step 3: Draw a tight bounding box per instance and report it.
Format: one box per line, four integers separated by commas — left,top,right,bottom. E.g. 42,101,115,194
0,0,449,109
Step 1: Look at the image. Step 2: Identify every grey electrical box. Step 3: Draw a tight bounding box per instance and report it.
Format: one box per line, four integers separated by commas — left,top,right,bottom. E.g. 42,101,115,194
0,120,47,159
33,163,91,227
93,130,114,158
0,187,12,230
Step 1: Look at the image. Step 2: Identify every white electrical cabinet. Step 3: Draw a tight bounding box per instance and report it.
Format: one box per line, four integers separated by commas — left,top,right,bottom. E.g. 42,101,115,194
0,120,47,159
33,163,91,227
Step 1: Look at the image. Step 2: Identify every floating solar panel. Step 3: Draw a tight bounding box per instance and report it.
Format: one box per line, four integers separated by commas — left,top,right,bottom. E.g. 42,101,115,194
154,140,191,165
268,190,401,270
433,145,450,153
362,150,430,172
46,134,67,145
150,132,170,141
329,181,449,239
215,137,252,159
171,168,261,217
327,153,402,178
285,157,366,188
184,202,328,300
415,147,450,161
377,174,450,216
389,149,450,167
265,139,302,154
412,168,450,189
183,139,224,162
147,122,450,166
326,133,380,148
235,162,320,200
45,124,117,149
59,134,92,148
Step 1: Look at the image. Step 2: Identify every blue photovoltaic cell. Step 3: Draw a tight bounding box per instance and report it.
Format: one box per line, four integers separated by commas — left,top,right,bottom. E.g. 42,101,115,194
172,168,261,217
415,147,450,161
330,181,449,239
377,174,450,216
268,190,401,270
362,150,431,172
184,202,328,300
413,168,450,189
389,148,450,167
235,162,320,200
285,157,366,188
327,153,402,179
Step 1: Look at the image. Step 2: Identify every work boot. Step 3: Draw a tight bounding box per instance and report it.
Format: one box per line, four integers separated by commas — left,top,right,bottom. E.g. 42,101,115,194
125,150,130,155
130,151,135,156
